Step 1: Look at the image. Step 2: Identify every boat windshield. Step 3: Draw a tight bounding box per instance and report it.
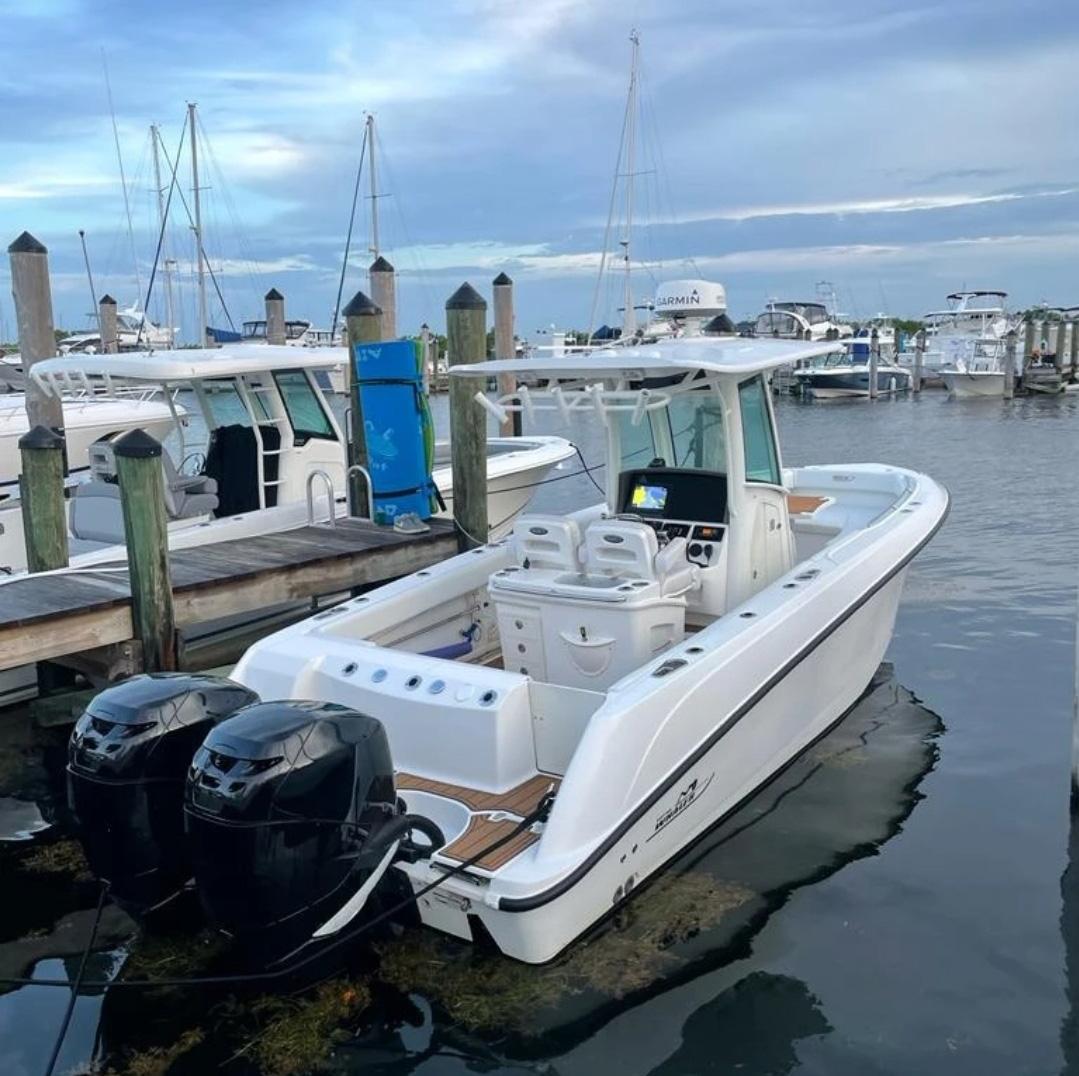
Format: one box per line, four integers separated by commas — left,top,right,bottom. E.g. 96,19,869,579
775,302,829,324
755,311,802,336
616,388,726,474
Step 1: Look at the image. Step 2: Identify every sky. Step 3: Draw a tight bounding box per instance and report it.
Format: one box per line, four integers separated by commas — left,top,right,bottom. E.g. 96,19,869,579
1,0,1077,342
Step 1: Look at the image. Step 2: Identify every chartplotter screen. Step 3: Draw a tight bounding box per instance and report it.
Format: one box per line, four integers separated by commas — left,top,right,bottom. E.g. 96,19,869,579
631,483,668,511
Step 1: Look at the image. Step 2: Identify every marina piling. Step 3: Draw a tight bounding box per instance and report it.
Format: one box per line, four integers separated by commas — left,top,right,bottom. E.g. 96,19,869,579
492,272,520,436
419,322,432,394
446,282,488,551
869,328,879,400
913,329,925,393
1023,320,1036,370
8,231,63,431
98,294,118,354
370,257,397,339
343,290,382,517
1070,321,1079,383
18,425,69,573
114,429,176,672
1004,330,1016,399
265,288,286,346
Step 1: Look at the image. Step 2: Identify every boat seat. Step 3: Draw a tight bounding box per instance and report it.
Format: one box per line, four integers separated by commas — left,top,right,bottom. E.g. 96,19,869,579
512,514,583,572
161,452,218,520
584,520,696,597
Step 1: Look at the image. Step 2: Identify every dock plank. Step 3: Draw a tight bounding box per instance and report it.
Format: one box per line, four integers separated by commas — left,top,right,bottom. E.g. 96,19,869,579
0,518,457,673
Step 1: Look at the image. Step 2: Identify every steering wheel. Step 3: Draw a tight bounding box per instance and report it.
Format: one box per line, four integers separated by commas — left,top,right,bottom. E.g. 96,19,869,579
180,451,206,476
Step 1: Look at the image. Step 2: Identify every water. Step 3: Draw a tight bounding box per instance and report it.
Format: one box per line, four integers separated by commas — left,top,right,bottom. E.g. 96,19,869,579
2,390,1078,1074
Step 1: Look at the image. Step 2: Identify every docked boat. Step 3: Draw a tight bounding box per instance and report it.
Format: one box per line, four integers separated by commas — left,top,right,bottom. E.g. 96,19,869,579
939,365,1006,398
67,337,947,965
753,300,853,342
0,390,180,506
793,351,912,398
58,305,173,353
849,316,897,359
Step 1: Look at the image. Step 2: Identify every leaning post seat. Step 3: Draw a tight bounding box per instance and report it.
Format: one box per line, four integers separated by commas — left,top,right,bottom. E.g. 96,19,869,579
511,514,583,572
491,517,698,691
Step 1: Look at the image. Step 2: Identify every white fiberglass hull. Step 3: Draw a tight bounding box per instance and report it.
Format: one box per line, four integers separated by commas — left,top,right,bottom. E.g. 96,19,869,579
941,371,1005,398
233,462,948,964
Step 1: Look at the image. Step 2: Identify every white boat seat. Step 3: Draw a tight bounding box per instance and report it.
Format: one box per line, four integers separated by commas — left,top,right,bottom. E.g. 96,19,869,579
70,482,125,544
512,515,582,572
584,519,659,580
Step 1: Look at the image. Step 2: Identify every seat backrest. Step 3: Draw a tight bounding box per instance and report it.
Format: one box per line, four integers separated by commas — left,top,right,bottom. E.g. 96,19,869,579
70,482,125,544
512,515,582,571
584,519,659,580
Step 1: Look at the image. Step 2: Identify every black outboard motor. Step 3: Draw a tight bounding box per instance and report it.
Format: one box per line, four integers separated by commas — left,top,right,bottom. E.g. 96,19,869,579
67,673,260,912
184,701,428,964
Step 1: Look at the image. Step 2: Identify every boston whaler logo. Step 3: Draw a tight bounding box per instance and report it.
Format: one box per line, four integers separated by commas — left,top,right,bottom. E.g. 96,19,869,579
648,771,714,841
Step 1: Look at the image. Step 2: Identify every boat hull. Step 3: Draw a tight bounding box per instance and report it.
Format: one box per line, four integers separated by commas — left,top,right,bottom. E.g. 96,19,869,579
797,368,911,399
941,371,1004,398
427,569,908,963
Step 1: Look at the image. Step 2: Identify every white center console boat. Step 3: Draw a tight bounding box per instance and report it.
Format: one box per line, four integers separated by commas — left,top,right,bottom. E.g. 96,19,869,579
66,338,947,967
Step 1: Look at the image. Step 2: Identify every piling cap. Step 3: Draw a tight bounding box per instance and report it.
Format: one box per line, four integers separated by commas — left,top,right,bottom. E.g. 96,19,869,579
492,272,513,286
446,283,487,311
342,290,382,318
99,294,117,306
18,424,65,451
264,287,284,301
8,231,46,255
114,428,162,459
369,256,395,273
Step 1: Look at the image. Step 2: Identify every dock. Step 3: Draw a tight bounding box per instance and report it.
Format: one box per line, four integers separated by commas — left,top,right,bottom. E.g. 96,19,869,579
0,518,456,682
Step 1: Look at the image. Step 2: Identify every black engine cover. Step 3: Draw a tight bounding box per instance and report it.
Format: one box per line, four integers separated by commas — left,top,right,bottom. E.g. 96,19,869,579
184,701,399,962
67,673,259,911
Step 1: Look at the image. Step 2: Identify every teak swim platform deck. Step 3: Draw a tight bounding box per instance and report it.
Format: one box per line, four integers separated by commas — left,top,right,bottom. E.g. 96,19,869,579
397,771,560,871
0,518,456,678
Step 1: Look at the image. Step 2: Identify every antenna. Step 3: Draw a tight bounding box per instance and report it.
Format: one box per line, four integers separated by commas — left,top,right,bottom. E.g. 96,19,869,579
621,29,640,339
367,114,379,259
102,50,142,303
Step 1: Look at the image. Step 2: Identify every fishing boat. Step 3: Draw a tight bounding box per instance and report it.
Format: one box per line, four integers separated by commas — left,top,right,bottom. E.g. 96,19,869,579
67,337,947,966
7,346,574,575
793,350,912,398
0,390,180,507
849,316,897,360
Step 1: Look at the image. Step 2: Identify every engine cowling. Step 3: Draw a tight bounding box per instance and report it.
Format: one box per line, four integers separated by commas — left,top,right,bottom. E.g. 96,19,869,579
184,701,403,963
67,673,260,912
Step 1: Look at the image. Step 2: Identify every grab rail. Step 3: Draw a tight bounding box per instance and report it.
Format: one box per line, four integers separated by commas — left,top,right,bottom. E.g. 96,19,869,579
345,464,375,521
306,469,337,528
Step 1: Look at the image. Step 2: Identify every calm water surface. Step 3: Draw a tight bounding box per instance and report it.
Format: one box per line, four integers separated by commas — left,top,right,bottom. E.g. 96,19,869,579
2,389,1077,1074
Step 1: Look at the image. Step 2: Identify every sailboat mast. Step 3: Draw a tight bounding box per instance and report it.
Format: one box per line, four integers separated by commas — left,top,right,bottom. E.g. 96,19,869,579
622,30,640,339
188,102,208,347
150,124,176,348
367,114,379,258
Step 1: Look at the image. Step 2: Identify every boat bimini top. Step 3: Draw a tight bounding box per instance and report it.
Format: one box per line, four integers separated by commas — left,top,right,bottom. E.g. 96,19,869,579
29,345,345,396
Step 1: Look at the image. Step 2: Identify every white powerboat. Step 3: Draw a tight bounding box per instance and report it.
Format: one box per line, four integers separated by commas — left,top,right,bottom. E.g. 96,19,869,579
754,300,853,342
0,391,180,506
849,316,897,359
58,305,173,353
793,350,912,398
65,337,946,966
903,291,1014,390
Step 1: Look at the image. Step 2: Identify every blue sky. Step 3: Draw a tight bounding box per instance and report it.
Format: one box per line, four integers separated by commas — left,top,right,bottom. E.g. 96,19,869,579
1,0,1077,341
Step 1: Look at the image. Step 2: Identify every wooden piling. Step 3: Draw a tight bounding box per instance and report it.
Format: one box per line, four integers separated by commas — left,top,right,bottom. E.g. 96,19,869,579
98,294,118,354
1054,320,1066,375
114,429,176,672
868,328,879,400
8,232,63,431
1004,330,1016,399
446,282,488,551
913,329,925,393
369,256,397,339
265,288,286,346
1070,320,1079,383
18,425,69,573
343,289,382,517
492,272,520,436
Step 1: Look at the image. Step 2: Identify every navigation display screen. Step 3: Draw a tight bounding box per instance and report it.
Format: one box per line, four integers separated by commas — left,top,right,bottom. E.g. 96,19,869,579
631,482,668,511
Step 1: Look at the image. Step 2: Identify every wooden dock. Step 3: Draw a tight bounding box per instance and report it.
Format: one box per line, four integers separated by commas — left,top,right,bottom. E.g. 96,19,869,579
0,518,456,681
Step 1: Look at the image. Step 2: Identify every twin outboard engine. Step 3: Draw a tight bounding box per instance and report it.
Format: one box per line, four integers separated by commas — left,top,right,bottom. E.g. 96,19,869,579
69,674,442,966
184,701,412,962
67,673,259,911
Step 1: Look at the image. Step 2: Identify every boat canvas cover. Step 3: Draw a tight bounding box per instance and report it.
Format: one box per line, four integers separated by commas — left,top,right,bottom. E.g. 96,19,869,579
355,339,436,523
